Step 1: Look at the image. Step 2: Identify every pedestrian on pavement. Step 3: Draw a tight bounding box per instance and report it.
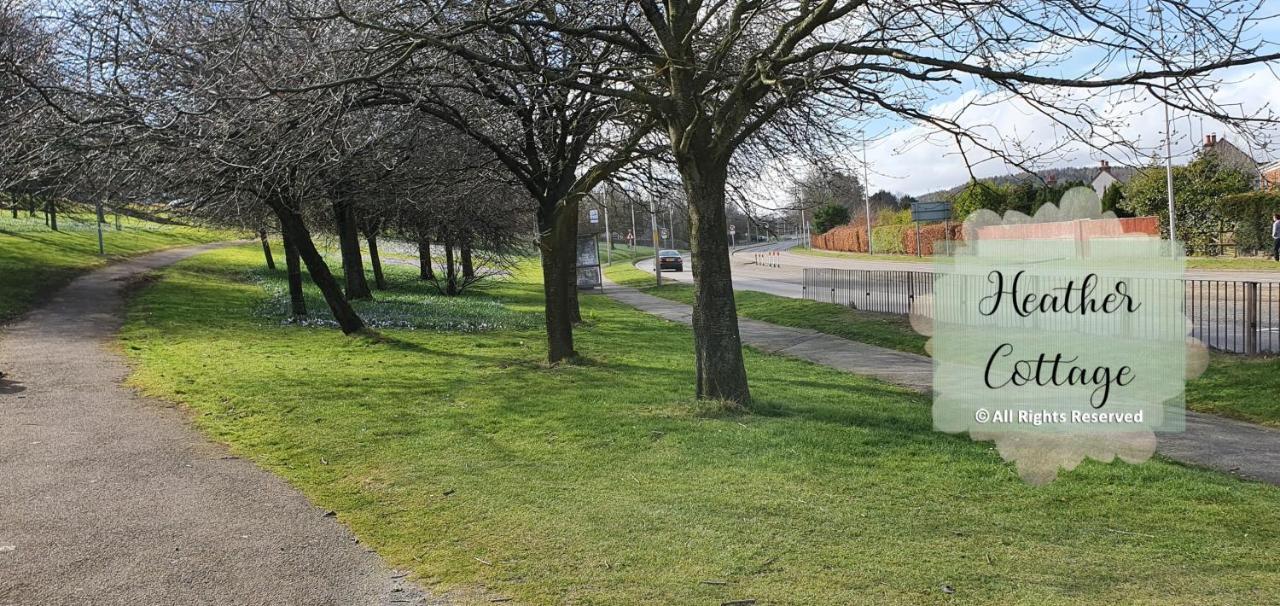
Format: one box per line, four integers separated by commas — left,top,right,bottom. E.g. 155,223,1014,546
1273,214,1280,261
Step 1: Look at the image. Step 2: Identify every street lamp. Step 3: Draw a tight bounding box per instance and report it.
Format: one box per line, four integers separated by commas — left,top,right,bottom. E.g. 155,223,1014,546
863,130,873,254
1150,2,1177,243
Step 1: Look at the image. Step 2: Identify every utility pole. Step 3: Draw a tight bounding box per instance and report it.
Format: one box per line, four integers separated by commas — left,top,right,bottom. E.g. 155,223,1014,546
650,197,662,286
799,208,808,248
863,130,874,255
602,200,612,265
1151,3,1177,244
629,194,637,251
669,207,676,249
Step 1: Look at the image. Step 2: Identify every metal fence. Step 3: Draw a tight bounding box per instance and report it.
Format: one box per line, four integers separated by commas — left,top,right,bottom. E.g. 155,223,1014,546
802,267,1280,355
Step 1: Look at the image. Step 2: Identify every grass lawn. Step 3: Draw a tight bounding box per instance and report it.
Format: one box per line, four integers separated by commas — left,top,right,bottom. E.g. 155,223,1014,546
1185,355,1280,427
121,245,1280,605
1185,256,1280,271
602,243,661,266
0,212,234,322
791,247,928,263
608,263,926,356
606,263,1280,427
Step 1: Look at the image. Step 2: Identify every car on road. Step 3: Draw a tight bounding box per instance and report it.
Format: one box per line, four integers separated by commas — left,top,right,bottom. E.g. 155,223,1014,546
657,250,684,272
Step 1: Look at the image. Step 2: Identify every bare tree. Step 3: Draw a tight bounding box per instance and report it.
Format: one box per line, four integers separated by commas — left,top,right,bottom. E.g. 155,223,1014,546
292,2,660,362
484,0,1280,403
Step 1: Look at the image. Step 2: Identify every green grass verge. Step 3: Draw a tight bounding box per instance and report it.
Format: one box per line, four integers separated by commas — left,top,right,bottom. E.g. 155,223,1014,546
607,262,1280,427
1185,355,1280,427
250,263,539,332
121,245,1280,605
1183,256,1280,271
601,244,660,266
0,212,234,322
792,248,928,263
607,263,927,356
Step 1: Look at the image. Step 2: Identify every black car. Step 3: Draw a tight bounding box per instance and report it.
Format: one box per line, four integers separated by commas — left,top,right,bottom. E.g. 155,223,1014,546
657,249,683,272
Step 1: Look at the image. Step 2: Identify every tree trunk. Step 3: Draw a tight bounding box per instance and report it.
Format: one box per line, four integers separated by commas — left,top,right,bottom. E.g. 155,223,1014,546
365,230,387,290
418,236,435,280
47,200,57,231
11,202,17,218
280,221,307,318
259,229,276,270
536,195,578,363
332,199,372,300
443,239,459,296
460,237,475,279
678,155,751,404
270,198,364,334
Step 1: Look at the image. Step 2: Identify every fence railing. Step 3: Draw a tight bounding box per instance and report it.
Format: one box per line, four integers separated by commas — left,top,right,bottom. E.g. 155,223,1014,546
802,267,1280,355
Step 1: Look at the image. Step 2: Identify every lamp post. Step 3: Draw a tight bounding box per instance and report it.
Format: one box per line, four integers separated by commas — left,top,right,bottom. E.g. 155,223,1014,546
863,130,874,254
1151,3,1177,243
650,198,662,287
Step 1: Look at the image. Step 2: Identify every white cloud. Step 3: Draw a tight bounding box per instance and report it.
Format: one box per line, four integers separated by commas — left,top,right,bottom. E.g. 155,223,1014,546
856,66,1280,197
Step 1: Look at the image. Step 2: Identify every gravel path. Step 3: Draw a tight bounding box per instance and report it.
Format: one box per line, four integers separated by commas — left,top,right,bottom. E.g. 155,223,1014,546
0,244,441,606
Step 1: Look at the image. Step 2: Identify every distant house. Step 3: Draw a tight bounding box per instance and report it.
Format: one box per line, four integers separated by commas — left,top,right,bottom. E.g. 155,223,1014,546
1260,160,1280,191
1201,134,1263,186
1091,160,1129,199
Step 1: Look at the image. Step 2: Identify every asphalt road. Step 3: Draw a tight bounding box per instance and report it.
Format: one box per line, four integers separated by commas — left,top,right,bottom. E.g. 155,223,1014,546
0,244,439,606
633,241,806,298
632,240,1280,353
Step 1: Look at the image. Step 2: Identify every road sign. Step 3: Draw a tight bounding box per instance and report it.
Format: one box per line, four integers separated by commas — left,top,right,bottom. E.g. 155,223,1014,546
660,227,669,239
911,201,952,223
588,209,600,224
729,224,736,234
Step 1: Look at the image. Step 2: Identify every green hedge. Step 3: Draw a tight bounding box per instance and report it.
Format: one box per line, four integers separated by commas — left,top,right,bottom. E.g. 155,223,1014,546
1219,192,1280,255
872,223,910,254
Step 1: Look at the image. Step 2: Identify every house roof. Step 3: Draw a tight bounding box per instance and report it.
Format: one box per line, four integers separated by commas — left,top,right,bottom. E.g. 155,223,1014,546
1091,162,1134,185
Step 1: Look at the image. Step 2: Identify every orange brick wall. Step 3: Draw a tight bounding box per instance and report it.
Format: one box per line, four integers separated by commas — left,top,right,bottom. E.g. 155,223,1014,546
810,216,1159,255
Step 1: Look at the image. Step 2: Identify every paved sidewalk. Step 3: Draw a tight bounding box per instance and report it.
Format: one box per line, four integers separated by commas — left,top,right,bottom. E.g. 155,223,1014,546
605,282,931,391
0,244,439,606
603,279,1280,486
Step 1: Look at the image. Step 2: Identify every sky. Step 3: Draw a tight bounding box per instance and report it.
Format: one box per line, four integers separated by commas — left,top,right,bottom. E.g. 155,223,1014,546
749,3,1280,202
858,64,1280,197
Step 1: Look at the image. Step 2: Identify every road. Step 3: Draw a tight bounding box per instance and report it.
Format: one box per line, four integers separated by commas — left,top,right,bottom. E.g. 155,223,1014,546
738,242,1280,282
633,240,805,298
631,240,1280,354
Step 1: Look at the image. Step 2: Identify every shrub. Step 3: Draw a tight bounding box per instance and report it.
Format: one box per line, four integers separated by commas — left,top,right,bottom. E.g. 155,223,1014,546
811,203,851,234
812,220,869,252
1219,191,1280,255
902,222,964,256
872,223,909,254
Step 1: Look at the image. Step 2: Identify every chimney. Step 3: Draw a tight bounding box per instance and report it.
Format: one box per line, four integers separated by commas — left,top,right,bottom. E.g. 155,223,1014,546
1205,133,1218,149
1099,160,1110,174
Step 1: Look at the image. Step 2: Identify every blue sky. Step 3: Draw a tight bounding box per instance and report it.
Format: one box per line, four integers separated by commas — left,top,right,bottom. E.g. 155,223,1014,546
829,2,1280,197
